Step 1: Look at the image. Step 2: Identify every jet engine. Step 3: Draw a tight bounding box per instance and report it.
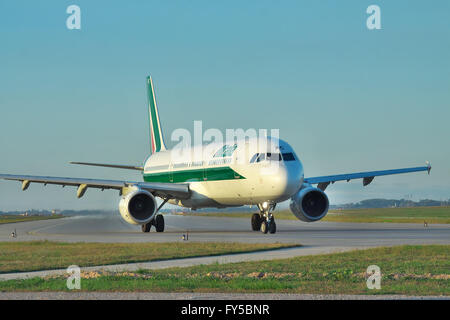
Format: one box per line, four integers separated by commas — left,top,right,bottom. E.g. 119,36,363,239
119,188,157,225
289,186,329,222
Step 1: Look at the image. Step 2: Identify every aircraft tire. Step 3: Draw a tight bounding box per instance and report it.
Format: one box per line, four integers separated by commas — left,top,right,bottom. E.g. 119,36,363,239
269,220,277,234
155,214,165,232
260,221,268,234
141,223,151,233
251,213,262,231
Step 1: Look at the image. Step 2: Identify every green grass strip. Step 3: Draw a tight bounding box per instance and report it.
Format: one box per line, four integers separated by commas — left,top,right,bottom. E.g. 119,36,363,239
0,215,64,225
180,206,450,224
1,245,447,295
0,241,299,273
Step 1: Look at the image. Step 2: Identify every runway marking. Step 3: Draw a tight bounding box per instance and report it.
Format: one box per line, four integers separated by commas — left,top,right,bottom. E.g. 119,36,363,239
26,217,76,235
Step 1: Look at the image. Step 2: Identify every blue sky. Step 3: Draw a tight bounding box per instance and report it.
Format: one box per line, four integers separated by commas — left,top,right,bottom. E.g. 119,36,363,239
0,1,449,211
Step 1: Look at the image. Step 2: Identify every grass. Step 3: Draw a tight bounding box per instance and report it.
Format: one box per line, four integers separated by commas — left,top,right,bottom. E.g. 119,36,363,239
0,214,64,225
324,207,450,224
0,241,299,273
0,245,448,295
178,206,450,224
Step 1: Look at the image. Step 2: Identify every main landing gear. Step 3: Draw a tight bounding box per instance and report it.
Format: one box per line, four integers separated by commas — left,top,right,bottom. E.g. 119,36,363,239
141,198,169,233
251,202,277,234
141,214,165,233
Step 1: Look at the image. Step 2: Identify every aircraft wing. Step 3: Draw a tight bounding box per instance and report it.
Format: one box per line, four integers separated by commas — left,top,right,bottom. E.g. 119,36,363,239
303,163,431,191
0,174,190,199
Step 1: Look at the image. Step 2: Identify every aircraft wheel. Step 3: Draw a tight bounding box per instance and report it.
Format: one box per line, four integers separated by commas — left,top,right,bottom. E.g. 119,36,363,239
141,223,151,233
260,221,268,234
251,213,262,231
269,220,277,234
154,214,165,232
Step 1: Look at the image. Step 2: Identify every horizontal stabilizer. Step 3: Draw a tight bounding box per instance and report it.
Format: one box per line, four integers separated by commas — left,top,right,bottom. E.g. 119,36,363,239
70,162,143,171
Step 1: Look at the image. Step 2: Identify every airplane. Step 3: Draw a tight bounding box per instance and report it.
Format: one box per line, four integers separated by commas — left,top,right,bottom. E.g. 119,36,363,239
0,76,432,234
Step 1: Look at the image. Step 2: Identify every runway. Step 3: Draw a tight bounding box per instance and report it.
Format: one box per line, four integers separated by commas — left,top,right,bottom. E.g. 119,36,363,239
1,212,449,248
0,213,448,285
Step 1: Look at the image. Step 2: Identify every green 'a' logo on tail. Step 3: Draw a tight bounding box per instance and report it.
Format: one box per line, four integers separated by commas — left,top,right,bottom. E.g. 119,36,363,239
147,76,167,154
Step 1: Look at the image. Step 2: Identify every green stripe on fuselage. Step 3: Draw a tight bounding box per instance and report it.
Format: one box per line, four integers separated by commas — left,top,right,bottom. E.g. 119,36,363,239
143,167,245,183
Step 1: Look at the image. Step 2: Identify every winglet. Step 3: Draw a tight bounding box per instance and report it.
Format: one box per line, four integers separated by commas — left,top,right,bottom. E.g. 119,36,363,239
426,161,432,175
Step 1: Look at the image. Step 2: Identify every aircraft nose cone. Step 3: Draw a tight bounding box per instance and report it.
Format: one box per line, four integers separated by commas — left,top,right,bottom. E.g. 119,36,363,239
258,161,303,201
266,166,294,197
280,163,303,197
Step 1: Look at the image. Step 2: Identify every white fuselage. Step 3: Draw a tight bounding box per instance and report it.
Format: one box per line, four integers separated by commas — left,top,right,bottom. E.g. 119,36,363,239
142,136,304,209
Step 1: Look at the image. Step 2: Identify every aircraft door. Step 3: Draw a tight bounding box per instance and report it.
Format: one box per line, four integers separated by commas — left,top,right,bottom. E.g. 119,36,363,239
169,163,174,183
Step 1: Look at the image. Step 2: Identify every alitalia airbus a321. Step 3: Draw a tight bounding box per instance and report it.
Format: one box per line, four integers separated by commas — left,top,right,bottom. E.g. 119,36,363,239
0,76,431,234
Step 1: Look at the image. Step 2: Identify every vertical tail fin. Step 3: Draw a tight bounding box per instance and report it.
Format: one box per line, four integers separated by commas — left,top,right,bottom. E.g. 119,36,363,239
146,76,167,153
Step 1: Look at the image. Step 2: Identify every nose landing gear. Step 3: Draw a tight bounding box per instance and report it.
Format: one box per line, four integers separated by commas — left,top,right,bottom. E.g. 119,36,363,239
251,213,262,231
251,202,277,234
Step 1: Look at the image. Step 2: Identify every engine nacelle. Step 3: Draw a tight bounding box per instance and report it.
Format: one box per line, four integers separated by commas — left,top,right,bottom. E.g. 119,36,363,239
289,186,329,222
119,188,157,225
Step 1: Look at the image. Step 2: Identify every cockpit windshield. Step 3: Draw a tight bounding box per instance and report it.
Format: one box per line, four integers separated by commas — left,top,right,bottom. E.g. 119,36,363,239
250,153,283,163
281,153,296,161
250,152,296,163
